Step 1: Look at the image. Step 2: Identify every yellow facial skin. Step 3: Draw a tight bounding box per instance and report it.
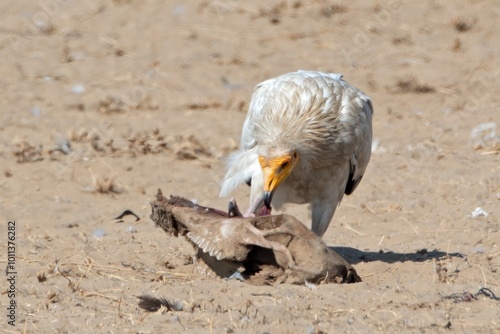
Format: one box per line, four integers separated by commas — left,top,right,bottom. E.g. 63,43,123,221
258,152,299,194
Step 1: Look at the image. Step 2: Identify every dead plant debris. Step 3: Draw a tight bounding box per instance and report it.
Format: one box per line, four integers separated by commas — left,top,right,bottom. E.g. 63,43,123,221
98,95,128,114
393,78,436,94
258,2,286,24
127,129,168,156
452,17,475,32
12,139,44,163
435,259,458,283
97,94,158,114
12,127,216,164
37,271,48,283
452,38,462,52
321,4,348,18
392,35,412,46
442,288,500,303
68,128,119,155
94,176,123,194
186,100,222,110
174,135,213,160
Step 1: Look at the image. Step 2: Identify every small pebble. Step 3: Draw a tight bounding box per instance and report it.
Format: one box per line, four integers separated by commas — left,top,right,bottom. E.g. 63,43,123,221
228,271,245,281
71,84,86,94
56,138,72,154
471,207,488,218
93,228,105,238
473,246,485,254
470,122,498,149
126,226,138,233
31,106,41,117
173,5,185,16
304,280,317,290
305,325,316,334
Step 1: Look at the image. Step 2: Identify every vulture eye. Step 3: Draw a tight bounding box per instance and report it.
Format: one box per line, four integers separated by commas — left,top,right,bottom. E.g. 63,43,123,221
293,152,298,159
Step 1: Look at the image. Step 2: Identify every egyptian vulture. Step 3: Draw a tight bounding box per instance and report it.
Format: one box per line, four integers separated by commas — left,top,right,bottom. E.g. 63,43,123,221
220,70,373,237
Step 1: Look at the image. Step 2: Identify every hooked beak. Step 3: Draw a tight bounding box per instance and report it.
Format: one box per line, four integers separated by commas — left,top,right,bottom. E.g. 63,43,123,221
258,153,298,210
263,191,273,209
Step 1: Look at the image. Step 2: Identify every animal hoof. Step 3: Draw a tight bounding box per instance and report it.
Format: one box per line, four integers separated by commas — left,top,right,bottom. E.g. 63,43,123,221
228,198,243,217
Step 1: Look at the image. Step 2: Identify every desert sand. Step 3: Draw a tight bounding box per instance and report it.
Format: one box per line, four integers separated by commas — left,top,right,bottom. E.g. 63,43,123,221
0,1,499,333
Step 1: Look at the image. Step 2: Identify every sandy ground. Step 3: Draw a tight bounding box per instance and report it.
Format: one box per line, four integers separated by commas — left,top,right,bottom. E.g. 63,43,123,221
1,0,499,333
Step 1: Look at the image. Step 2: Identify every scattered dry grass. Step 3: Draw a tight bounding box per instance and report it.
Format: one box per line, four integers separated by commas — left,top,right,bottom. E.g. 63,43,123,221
69,128,215,161
173,135,213,160
9,129,217,165
223,96,248,113
435,257,459,284
255,1,347,23
129,93,159,111
435,259,450,283
89,173,124,195
127,128,168,157
12,138,44,163
236,99,248,112
452,38,462,52
68,128,93,143
471,123,500,154
68,128,120,155
98,95,128,114
186,100,222,110
91,137,119,155
320,3,347,18
33,255,191,287
258,2,287,24
93,176,123,194
452,17,475,32
97,94,158,114
392,35,412,46
37,270,47,282
474,141,500,155
393,77,436,94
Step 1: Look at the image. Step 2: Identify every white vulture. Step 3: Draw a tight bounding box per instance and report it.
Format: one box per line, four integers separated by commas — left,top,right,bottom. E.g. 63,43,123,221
220,70,373,237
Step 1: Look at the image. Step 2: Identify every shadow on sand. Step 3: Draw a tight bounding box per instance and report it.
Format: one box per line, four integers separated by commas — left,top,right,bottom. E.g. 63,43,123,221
331,246,466,265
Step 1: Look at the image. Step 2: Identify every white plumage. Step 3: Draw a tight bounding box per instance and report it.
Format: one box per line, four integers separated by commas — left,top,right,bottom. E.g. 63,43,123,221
220,70,373,237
